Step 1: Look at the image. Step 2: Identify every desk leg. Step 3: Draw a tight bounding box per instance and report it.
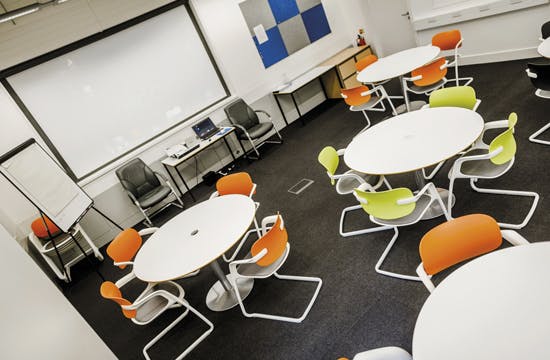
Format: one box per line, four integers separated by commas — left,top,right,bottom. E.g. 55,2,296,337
290,93,305,126
414,170,455,220
222,136,237,162
206,260,254,312
163,164,184,198
274,93,289,126
167,163,196,202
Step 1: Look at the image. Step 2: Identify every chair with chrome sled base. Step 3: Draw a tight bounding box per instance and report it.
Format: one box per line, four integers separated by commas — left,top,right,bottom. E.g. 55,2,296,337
353,183,450,281
431,29,473,87
341,85,397,134
447,113,539,229
526,63,550,145
416,214,529,293
317,146,392,237
228,214,322,323
101,281,213,360
116,158,183,227
224,98,283,160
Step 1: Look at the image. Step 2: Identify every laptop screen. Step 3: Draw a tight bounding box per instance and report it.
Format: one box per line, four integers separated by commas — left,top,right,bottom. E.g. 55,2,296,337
192,118,218,139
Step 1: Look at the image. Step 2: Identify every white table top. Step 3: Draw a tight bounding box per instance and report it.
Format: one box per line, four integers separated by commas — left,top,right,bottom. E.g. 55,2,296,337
538,38,550,58
356,45,440,84
413,242,550,360
274,66,332,94
133,194,256,282
344,107,483,175
161,127,235,167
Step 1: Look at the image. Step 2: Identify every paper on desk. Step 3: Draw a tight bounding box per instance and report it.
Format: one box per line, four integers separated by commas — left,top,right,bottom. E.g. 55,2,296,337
253,24,268,44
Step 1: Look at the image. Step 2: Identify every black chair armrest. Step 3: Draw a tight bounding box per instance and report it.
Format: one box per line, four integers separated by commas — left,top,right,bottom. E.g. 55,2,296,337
254,109,271,121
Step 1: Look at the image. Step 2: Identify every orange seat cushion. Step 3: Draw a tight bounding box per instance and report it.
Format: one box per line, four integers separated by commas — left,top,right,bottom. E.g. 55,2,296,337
31,216,62,239
432,29,462,50
216,172,255,196
341,85,372,107
411,57,447,87
251,215,288,267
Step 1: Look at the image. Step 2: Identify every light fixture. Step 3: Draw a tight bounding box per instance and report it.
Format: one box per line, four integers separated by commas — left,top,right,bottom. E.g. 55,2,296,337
0,0,71,25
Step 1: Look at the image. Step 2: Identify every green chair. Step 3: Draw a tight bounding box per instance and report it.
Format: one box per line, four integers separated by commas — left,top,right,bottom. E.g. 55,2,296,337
318,146,391,237
421,86,482,180
353,182,449,281
448,113,539,229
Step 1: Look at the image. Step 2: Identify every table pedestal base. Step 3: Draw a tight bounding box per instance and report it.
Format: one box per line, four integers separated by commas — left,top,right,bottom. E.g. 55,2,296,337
395,100,426,114
206,273,254,312
421,188,455,220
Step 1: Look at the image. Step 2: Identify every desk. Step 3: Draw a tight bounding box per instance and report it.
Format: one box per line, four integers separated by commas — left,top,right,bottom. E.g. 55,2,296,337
356,45,440,112
413,242,550,360
273,45,372,125
161,127,237,201
344,107,483,217
134,194,256,311
538,37,550,57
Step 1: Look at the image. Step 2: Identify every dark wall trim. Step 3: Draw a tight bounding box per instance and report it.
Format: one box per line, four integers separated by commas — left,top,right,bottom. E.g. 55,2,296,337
1,0,230,181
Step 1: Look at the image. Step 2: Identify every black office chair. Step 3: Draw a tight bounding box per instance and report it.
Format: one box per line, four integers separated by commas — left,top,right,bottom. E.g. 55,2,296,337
526,63,550,145
541,21,550,40
116,158,183,226
224,98,283,159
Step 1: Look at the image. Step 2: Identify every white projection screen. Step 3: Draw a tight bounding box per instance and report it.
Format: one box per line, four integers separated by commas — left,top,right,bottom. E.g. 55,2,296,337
7,5,228,179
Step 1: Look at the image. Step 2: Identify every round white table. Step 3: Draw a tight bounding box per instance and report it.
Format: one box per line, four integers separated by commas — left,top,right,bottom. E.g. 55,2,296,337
413,242,550,360
356,45,440,113
344,107,484,218
537,37,550,58
134,194,256,311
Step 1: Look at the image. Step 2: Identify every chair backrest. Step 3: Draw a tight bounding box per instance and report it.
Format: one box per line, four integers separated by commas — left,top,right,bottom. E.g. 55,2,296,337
355,54,378,72
419,214,502,275
488,112,517,165
542,21,550,39
31,216,62,239
428,86,477,109
106,228,142,269
224,98,259,131
526,62,550,91
354,188,416,220
216,172,255,196
100,281,136,319
116,158,160,199
411,57,447,87
341,85,372,106
431,29,462,50
251,215,288,267
318,146,339,185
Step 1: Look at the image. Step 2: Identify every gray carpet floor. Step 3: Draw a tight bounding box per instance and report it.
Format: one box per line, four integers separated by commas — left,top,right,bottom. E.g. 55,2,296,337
60,57,550,359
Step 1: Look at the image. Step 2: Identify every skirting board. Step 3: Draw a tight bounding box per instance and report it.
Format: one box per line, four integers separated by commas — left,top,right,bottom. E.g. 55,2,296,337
459,46,541,65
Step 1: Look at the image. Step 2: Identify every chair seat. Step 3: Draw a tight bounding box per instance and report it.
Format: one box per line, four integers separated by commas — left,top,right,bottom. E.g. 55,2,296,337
137,185,172,208
408,79,446,94
349,96,382,111
135,282,185,323
456,148,512,178
372,193,432,226
238,122,274,140
336,171,380,194
236,247,288,278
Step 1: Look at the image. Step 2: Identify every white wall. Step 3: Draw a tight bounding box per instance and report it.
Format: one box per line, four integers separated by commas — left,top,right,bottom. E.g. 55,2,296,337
0,1,368,250
412,3,550,64
0,224,117,359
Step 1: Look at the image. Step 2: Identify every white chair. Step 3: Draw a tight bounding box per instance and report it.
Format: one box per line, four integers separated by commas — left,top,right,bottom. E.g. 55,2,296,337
228,214,322,323
447,113,539,229
416,214,529,293
209,172,261,262
525,63,550,145
341,84,397,134
353,182,450,281
339,346,412,360
318,146,392,237
402,58,449,112
100,280,212,360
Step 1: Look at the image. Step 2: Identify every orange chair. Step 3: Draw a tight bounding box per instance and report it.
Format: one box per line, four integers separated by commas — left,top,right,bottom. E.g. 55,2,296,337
402,57,449,112
341,85,396,133
31,216,62,239
432,29,473,86
210,172,261,262
355,54,379,72
416,214,529,292
228,214,322,323
100,281,213,359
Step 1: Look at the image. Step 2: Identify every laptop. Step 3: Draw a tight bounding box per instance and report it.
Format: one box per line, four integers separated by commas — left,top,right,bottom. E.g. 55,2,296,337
192,117,220,140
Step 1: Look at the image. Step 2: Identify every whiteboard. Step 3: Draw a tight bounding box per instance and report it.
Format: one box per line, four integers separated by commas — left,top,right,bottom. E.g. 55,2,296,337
0,140,92,232
7,5,227,179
